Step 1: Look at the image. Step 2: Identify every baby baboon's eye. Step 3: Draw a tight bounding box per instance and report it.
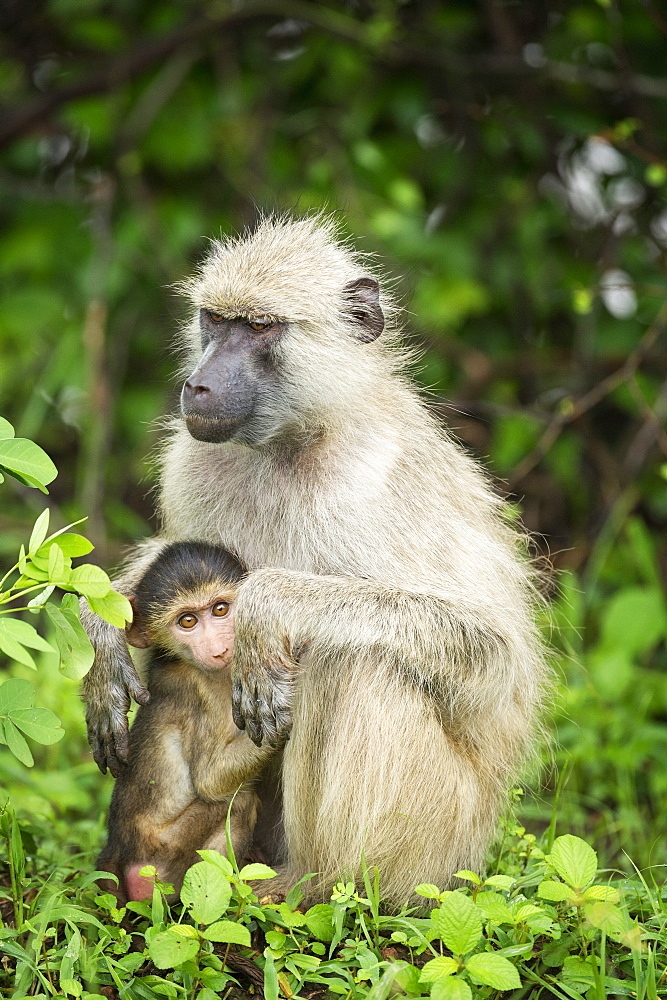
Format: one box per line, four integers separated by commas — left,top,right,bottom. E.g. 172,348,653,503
208,311,224,323
248,317,271,332
212,602,230,617
177,613,198,629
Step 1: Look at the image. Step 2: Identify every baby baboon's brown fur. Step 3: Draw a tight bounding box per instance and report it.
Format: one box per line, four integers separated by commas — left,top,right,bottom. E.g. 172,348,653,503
83,214,548,909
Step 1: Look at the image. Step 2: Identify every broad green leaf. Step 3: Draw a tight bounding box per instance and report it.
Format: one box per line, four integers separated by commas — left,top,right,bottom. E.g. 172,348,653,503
44,602,95,679
483,874,515,890
415,883,443,898
0,437,57,489
512,903,545,922
60,978,82,997
68,564,112,598
238,862,277,880
465,952,521,990
454,871,481,885
0,417,15,437
537,880,577,902
419,956,459,981
149,929,200,969
4,719,34,765
39,533,94,558
180,861,231,924
431,977,472,1000
364,962,410,1000
0,677,34,711
197,850,233,875
11,708,64,745
28,509,50,554
584,901,636,944
547,835,597,889
0,617,54,652
47,543,69,583
582,885,620,903
304,904,334,942
87,589,133,627
276,902,306,928
474,891,513,925
203,920,251,945
432,892,482,955
0,628,36,669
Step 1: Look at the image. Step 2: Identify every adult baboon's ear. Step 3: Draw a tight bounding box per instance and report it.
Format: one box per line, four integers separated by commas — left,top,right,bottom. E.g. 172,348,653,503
342,277,384,342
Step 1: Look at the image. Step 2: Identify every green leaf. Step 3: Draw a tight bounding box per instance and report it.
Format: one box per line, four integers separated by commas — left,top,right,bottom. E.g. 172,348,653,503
465,952,522,990
197,850,233,875
87,589,133,627
415,883,443,898
0,678,35,712
47,543,69,583
238,862,277,880
304,904,335,942
547,835,597,889
0,617,54,652
474,891,513,925
431,977,472,1000
0,437,57,490
11,708,64,745
0,417,15,437
149,929,200,969
28,509,50,554
60,978,82,997
180,861,231,924
582,885,620,903
263,951,279,1000
68,564,112,598
27,585,56,609
4,719,34,765
203,920,251,945
454,871,481,885
44,602,95,679
537,880,577,902
483,874,515,890
41,532,94,558
432,892,482,955
0,627,36,669
419,956,459,981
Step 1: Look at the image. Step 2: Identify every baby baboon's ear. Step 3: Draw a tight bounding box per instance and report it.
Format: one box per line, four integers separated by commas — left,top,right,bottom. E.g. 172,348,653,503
342,277,384,342
125,597,152,649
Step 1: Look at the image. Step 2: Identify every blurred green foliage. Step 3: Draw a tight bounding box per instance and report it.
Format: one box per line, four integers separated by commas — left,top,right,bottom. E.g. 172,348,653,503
0,1,666,874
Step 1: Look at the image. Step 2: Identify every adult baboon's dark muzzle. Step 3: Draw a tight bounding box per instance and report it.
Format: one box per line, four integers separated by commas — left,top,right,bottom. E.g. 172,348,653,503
181,338,258,444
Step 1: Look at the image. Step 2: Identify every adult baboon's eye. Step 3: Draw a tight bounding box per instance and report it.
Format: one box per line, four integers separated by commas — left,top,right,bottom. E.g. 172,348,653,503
208,311,224,323
248,317,271,332
177,613,198,629
212,602,230,617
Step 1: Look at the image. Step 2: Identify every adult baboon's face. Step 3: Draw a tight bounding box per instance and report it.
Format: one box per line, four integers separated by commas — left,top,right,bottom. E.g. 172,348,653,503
181,309,284,444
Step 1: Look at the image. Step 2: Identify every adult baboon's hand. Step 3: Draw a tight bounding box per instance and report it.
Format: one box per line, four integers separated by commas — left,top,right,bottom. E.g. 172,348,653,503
81,614,150,776
231,572,299,748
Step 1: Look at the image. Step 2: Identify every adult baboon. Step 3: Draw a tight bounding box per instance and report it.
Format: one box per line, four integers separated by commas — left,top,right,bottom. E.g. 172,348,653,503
83,214,547,908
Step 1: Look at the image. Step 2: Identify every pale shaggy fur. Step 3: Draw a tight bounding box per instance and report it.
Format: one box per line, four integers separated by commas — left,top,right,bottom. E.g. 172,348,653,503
83,214,548,909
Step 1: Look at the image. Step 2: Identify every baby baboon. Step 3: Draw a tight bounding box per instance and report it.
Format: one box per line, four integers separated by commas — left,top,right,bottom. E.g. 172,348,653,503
97,542,279,903
84,214,549,909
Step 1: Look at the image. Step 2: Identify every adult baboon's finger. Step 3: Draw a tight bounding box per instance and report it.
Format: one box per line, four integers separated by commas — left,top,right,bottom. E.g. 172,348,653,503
231,678,247,730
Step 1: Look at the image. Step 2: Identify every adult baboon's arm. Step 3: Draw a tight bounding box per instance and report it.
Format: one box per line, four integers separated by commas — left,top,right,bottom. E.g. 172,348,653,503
81,537,168,775
231,568,518,747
